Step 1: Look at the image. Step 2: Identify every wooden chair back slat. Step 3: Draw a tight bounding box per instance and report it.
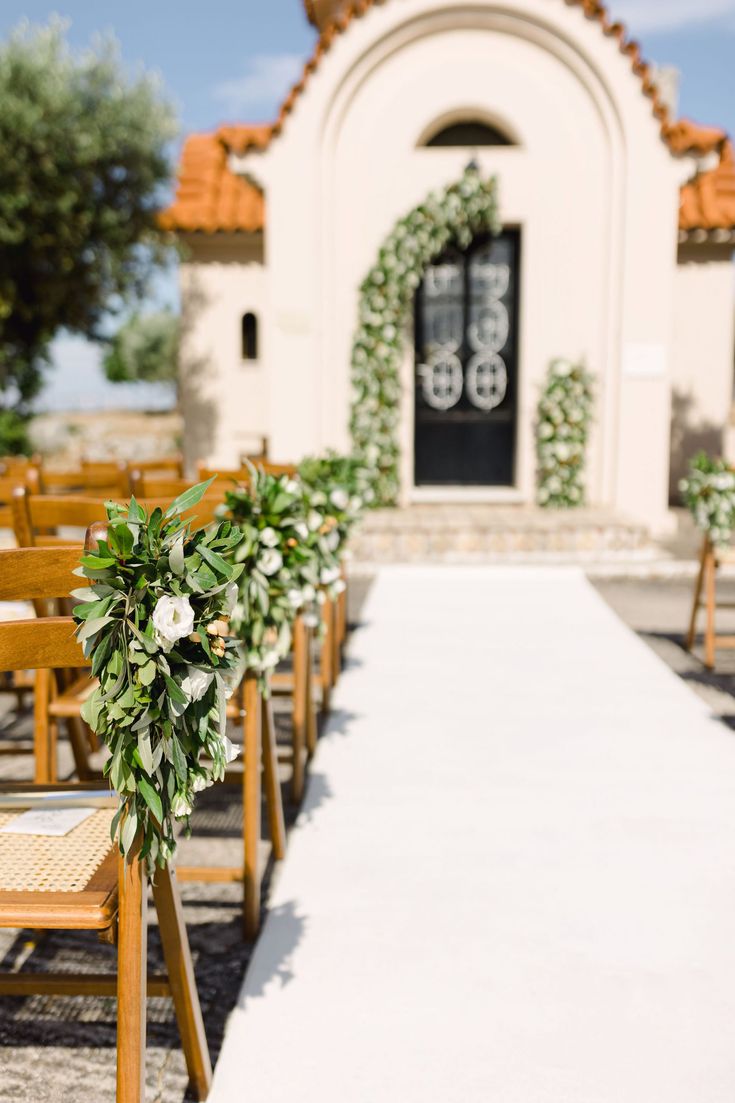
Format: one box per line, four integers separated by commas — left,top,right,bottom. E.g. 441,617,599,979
40,466,130,497
13,487,222,549
196,465,259,490
239,436,269,464
202,461,297,481
0,546,82,601
129,454,184,477
13,491,110,544
0,618,84,672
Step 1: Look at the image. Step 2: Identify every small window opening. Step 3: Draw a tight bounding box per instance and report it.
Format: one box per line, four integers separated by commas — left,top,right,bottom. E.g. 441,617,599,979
241,312,258,360
425,120,513,147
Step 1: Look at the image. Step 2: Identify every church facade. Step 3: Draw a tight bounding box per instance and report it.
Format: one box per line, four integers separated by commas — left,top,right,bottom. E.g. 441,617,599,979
162,0,735,532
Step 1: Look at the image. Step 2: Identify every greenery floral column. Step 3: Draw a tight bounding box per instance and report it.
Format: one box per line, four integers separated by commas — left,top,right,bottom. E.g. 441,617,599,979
349,165,500,506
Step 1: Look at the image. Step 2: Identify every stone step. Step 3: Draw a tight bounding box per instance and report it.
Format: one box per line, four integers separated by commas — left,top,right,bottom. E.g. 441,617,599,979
350,506,651,564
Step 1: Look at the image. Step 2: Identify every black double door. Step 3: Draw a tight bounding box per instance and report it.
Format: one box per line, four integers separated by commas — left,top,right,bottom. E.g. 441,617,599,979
413,231,520,486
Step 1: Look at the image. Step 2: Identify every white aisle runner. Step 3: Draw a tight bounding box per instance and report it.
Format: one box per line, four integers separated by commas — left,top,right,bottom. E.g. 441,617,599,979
210,567,735,1103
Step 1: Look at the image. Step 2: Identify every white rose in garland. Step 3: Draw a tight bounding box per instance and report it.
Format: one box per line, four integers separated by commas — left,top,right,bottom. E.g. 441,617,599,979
680,452,735,547
349,164,501,505
536,358,594,508
72,481,245,869
152,594,195,652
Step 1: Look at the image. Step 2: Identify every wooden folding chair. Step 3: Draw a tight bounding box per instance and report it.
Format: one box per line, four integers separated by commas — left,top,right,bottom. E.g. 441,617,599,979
39,462,130,498
129,471,226,500
12,488,285,935
0,543,211,1103
120,454,183,478
239,436,270,465
685,534,735,669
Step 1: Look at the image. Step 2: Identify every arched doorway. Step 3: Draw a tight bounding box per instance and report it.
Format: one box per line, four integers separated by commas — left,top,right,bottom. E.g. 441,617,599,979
413,230,520,486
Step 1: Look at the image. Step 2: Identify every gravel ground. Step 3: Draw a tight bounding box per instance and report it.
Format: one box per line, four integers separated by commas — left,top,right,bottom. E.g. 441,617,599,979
1,572,733,1101
0,583,373,1103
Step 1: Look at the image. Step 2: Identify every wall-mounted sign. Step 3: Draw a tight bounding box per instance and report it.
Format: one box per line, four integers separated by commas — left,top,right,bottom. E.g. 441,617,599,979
622,342,667,379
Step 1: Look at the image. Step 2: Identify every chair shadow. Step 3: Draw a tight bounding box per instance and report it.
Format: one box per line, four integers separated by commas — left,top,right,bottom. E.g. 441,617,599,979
237,899,307,1009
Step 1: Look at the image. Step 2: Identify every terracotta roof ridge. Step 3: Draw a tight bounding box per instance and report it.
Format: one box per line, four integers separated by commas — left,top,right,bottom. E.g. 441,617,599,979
254,0,691,159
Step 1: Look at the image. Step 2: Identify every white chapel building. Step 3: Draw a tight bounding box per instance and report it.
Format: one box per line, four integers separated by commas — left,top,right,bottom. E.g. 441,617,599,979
162,0,735,532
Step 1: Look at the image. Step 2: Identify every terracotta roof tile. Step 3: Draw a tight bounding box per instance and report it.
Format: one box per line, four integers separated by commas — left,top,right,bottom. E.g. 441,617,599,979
680,140,735,232
255,0,683,157
159,130,264,234
665,119,727,157
162,3,735,235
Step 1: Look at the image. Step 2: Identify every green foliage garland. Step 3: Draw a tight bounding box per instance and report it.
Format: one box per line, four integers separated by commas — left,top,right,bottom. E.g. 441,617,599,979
680,452,735,546
349,166,500,505
298,451,372,557
536,359,594,508
224,469,325,677
73,482,243,869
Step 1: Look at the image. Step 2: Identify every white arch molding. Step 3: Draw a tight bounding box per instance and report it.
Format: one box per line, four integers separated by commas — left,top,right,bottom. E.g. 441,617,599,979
313,0,630,504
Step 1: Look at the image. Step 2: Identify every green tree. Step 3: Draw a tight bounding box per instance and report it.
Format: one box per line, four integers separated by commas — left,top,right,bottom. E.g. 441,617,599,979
103,310,180,395
0,20,177,452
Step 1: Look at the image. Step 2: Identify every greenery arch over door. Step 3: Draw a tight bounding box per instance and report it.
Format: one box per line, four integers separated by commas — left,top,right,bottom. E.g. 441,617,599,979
349,165,501,506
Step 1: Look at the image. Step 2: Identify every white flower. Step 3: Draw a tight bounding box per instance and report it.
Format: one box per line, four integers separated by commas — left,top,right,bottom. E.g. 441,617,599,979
152,594,195,652
302,583,316,603
307,510,323,532
258,549,283,576
330,488,349,511
283,478,300,494
321,565,341,585
349,495,363,513
180,667,214,702
287,588,304,608
294,521,309,541
260,649,281,670
259,526,279,547
171,792,193,818
325,529,340,553
302,610,319,628
224,581,239,615
192,774,212,793
222,736,240,763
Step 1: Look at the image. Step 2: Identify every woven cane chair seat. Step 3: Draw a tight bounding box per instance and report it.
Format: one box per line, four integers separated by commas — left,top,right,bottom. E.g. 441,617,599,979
0,808,115,893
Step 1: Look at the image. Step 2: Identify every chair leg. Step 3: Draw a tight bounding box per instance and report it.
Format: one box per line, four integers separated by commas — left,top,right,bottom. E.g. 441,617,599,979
305,623,318,759
33,668,53,784
332,591,342,682
117,848,147,1103
704,545,717,670
320,598,333,714
261,693,286,861
243,672,262,940
291,616,307,802
152,866,212,1101
686,538,707,651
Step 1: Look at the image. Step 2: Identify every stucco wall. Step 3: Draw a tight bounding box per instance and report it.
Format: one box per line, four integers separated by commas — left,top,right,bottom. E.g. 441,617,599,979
179,234,268,470
670,243,734,496
233,0,683,529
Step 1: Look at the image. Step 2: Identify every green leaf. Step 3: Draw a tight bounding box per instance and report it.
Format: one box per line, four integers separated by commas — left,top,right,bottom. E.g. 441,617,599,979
80,555,116,570
127,496,145,523
165,478,216,518
137,729,154,775
77,614,115,644
169,536,186,576
138,660,157,686
120,807,138,856
198,542,232,576
138,778,163,828
170,735,188,782
163,673,188,705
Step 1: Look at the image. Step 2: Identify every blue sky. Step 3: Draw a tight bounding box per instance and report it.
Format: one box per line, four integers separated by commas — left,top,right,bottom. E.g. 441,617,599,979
2,0,734,410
